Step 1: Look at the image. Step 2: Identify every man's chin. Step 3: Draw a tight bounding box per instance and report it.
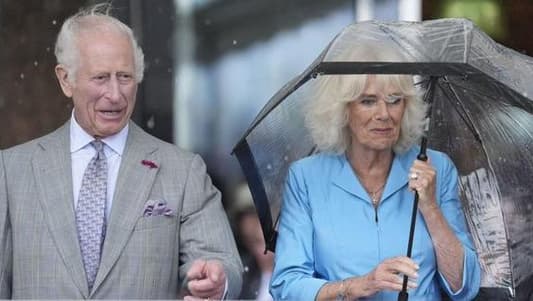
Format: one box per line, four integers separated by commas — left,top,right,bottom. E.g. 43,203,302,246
93,124,126,138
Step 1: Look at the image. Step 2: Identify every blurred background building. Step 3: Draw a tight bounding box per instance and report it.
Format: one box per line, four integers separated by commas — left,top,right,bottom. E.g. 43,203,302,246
1,0,532,299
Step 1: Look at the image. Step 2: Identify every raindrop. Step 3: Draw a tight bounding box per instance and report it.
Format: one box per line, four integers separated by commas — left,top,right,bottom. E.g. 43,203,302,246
46,47,51,52
154,58,160,65
52,19,57,25
232,40,237,45
243,265,249,272
204,18,211,25
33,61,39,67
147,115,155,129
20,73,25,79
266,164,272,170
283,155,289,161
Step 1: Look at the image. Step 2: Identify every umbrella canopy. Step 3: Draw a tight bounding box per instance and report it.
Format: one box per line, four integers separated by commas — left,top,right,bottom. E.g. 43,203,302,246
233,18,533,300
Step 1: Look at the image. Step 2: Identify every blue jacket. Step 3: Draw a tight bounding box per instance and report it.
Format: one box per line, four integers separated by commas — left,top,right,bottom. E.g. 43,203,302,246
270,147,480,300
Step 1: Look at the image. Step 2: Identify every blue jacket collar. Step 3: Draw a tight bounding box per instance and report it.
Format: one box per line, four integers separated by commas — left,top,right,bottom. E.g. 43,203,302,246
331,150,414,203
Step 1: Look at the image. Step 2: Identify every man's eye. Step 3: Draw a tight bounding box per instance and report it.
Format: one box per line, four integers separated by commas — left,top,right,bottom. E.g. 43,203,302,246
93,75,107,81
118,74,133,82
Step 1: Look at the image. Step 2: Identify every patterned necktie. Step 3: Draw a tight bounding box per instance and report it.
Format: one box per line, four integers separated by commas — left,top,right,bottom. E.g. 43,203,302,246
75,140,107,290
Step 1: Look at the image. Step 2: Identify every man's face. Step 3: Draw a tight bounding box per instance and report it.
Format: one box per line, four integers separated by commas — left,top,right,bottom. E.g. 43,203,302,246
56,29,137,138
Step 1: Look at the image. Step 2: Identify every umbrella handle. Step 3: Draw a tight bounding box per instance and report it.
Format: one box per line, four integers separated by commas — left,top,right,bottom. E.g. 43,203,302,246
398,137,428,301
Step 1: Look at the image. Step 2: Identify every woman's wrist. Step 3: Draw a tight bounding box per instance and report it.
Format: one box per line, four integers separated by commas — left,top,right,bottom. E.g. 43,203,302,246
341,275,372,300
317,275,371,301
418,198,440,216
335,279,347,300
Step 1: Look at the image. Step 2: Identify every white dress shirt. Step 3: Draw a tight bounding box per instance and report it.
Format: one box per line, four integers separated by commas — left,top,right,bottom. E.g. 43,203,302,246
257,272,273,301
70,114,128,220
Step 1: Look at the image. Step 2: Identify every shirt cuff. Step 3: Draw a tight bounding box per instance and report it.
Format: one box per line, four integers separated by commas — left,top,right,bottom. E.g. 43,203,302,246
221,278,228,300
438,255,467,296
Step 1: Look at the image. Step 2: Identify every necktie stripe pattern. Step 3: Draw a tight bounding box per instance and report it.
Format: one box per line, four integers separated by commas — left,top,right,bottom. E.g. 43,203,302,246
75,140,107,290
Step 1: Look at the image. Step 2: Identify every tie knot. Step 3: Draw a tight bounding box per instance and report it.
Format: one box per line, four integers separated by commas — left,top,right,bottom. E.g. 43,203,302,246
91,140,105,155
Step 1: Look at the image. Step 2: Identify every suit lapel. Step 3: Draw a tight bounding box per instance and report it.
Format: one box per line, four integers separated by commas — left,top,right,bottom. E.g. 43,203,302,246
92,123,159,293
32,122,89,297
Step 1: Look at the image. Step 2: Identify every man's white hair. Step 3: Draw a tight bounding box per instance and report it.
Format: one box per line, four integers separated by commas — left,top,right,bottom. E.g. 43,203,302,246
54,3,145,83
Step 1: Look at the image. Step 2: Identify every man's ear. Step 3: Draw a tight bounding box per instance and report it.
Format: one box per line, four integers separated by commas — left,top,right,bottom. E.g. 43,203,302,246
55,64,73,98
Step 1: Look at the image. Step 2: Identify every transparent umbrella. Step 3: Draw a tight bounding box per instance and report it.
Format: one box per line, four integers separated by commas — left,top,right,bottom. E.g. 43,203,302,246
233,19,533,300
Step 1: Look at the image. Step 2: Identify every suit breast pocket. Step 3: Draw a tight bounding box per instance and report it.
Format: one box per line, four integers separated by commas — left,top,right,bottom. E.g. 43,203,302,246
133,216,178,231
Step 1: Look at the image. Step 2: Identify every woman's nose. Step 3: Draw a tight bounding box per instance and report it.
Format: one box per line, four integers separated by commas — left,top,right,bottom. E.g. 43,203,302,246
374,99,390,120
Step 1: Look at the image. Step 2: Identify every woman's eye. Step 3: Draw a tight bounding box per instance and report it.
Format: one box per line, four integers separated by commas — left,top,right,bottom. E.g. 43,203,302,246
386,94,403,104
360,97,377,105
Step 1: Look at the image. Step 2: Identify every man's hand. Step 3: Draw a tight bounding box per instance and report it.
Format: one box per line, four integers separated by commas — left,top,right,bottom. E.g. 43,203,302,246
184,259,226,301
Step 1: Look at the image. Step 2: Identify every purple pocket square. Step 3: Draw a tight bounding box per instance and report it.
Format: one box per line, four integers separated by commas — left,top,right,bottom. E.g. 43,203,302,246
143,199,174,217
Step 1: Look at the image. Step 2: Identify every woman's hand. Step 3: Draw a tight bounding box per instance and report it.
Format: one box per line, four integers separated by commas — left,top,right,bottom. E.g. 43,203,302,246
408,158,438,214
345,256,419,299
317,256,419,300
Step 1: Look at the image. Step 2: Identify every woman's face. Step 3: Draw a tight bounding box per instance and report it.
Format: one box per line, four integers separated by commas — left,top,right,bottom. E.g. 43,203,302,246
347,76,406,153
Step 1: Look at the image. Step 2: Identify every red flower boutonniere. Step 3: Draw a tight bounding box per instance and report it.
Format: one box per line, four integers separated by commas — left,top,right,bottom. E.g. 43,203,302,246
141,160,158,169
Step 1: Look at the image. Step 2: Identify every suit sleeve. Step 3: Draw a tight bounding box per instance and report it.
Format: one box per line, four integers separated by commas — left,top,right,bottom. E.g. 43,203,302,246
178,154,243,298
436,154,481,300
0,151,12,298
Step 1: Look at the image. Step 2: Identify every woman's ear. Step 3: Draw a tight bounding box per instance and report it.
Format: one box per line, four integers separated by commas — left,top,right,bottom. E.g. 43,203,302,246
55,64,73,98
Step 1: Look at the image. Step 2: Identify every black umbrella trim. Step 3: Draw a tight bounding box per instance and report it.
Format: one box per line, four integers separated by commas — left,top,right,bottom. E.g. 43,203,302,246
234,140,278,253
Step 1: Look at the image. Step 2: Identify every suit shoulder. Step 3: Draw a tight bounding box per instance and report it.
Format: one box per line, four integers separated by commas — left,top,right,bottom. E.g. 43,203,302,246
2,131,58,161
3,122,67,156
131,123,197,162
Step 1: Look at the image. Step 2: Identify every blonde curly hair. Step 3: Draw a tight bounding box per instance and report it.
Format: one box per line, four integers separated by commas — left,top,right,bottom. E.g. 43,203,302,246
304,43,427,154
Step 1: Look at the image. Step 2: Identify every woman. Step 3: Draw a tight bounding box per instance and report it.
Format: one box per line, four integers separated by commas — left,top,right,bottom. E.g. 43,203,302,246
269,46,481,300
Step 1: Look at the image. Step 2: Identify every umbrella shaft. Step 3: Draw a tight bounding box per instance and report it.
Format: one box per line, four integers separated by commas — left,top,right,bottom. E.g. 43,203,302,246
399,138,428,299
400,192,419,297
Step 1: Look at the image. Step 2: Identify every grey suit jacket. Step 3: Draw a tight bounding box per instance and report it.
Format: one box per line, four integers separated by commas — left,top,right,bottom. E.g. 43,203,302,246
0,121,243,299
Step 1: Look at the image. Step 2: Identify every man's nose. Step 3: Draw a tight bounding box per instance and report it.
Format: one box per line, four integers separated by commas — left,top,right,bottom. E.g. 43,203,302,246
106,77,121,101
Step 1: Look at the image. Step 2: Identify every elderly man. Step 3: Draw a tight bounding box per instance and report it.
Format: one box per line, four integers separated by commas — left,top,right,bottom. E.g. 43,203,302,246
0,4,242,299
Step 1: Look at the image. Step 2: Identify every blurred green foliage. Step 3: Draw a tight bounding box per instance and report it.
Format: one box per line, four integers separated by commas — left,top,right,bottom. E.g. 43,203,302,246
438,0,506,39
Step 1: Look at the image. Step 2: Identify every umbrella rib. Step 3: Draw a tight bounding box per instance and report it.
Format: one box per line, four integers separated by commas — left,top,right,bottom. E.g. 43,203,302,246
441,79,518,293
439,77,482,144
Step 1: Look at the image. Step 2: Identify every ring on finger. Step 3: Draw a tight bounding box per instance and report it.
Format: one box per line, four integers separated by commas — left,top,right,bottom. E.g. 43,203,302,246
409,172,419,180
